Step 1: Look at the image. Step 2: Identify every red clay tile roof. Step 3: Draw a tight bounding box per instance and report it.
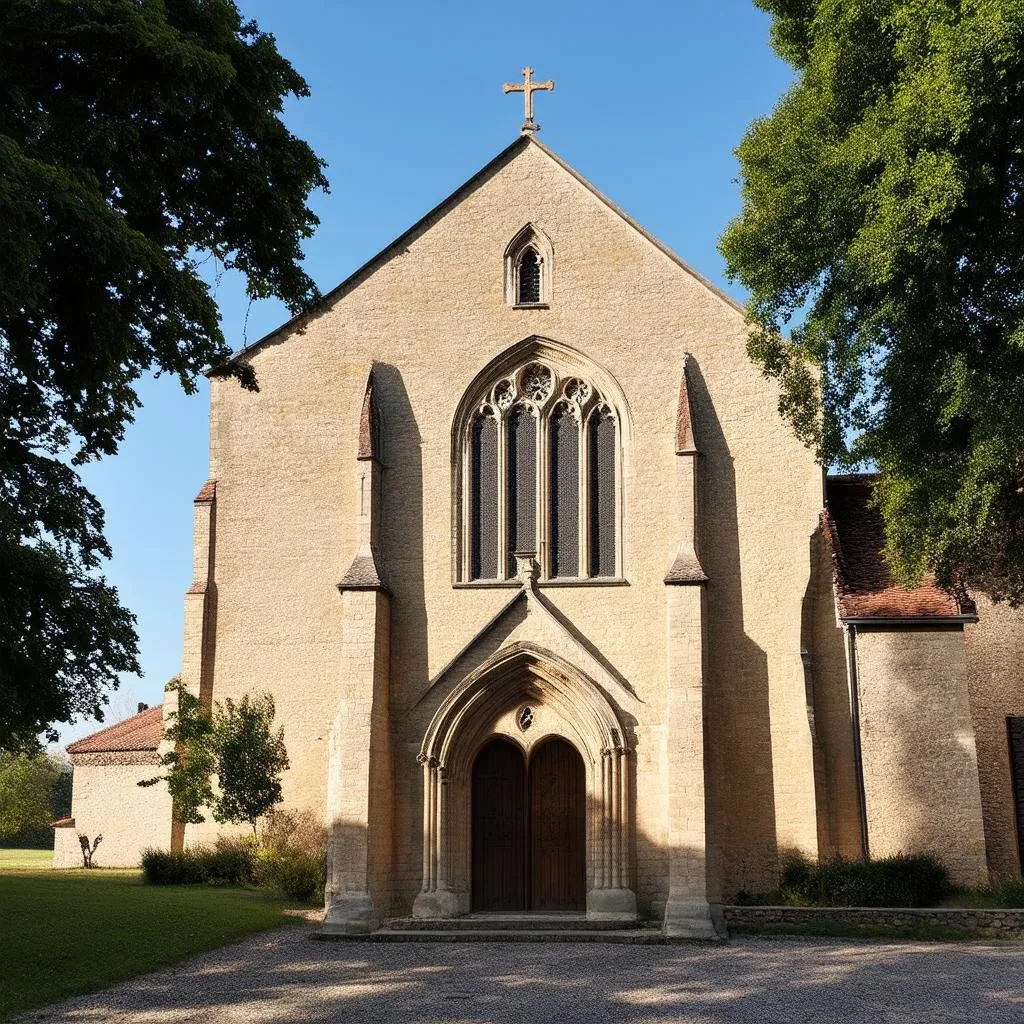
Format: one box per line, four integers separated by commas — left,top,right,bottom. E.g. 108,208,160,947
51,816,75,828
823,475,965,620
194,480,216,503
66,705,164,755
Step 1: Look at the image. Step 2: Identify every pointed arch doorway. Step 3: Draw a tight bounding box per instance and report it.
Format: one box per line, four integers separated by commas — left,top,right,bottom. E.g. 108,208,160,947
471,736,586,912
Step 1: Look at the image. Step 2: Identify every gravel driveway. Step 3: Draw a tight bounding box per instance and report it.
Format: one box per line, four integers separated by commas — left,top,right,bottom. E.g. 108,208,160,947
17,924,1024,1023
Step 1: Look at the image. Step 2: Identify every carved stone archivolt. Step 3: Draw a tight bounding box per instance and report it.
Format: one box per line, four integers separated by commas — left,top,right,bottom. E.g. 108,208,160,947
412,642,638,921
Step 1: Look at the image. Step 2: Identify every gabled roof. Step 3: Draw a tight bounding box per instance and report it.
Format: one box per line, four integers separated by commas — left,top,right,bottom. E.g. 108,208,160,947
66,705,163,755
823,475,971,621
227,135,744,364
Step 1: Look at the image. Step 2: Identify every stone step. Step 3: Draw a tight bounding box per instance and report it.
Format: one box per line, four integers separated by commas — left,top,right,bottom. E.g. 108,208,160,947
381,915,658,932
367,928,666,944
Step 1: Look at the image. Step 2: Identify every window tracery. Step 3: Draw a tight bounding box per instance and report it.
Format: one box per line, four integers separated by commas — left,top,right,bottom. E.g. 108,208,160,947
504,224,552,307
459,358,621,583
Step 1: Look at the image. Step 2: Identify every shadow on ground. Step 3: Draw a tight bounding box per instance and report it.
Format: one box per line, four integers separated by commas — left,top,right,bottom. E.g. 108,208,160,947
20,925,1024,1023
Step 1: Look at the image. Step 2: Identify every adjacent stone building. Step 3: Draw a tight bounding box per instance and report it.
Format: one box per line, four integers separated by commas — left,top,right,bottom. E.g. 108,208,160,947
53,706,169,869
59,134,1024,933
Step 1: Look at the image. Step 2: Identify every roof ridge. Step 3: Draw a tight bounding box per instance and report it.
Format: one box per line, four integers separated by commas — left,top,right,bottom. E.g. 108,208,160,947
66,704,163,754
226,135,531,363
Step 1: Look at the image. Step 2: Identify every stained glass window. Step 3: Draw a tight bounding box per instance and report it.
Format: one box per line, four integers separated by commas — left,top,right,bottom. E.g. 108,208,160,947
550,405,579,578
470,415,498,580
507,407,537,572
589,409,617,577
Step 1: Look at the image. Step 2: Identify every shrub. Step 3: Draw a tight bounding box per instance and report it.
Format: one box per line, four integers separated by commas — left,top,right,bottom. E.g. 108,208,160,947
952,875,1024,908
737,853,952,908
255,808,327,903
205,836,257,884
141,848,205,885
984,876,1024,907
141,838,255,886
140,809,325,902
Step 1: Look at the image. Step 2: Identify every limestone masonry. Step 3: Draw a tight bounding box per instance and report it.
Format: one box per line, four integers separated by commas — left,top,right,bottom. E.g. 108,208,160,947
59,136,1024,934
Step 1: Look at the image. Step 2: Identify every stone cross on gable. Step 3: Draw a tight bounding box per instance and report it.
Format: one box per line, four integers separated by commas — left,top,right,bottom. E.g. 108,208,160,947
503,67,554,135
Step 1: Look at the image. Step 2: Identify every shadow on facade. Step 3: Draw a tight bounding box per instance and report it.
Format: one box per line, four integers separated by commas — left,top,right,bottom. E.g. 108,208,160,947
965,596,1024,877
329,784,745,929
801,524,863,860
373,362,428,704
369,362,432,902
685,358,777,897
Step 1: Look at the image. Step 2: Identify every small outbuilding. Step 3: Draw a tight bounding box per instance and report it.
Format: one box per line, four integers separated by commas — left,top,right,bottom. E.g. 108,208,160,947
54,705,171,869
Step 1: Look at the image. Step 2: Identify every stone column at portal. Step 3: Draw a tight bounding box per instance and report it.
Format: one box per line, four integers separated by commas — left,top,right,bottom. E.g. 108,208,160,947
412,756,465,918
585,744,638,920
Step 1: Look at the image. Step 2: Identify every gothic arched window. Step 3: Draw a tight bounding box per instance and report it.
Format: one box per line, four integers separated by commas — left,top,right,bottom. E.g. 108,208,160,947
462,356,622,582
504,224,552,307
517,249,542,304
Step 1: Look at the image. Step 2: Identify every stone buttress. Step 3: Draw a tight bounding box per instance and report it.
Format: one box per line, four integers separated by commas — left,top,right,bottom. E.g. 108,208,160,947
323,370,395,934
172,479,218,851
662,358,718,938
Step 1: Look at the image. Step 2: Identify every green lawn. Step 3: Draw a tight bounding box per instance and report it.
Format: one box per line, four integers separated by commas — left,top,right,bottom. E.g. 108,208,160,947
0,848,52,870
0,869,302,1021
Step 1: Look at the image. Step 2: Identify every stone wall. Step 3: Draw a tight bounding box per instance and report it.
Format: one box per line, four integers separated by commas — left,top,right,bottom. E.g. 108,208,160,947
725,904,1024,937
53,824,81,868
55,759,173,868
965,596,1024,877
854,627,988,886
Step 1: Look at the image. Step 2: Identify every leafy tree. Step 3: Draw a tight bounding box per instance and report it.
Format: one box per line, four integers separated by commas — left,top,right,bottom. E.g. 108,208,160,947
50,754,74,821
0,751,63,840
142,683,289,837
140,681,217,826
720,1,1024,602
0,0,328,749
213,694,290,837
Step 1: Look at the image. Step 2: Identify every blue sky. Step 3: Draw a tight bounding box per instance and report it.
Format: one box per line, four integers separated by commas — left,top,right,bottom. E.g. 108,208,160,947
65,0,793,742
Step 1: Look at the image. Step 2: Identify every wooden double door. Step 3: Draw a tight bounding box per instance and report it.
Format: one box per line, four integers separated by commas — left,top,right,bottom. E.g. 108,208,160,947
471,736,586,912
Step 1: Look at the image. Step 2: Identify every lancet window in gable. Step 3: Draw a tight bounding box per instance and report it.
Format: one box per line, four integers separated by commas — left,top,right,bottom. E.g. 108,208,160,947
504,224,552,307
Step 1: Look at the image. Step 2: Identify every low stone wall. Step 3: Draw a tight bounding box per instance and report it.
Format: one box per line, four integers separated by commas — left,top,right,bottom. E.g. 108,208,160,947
725,905,1024,937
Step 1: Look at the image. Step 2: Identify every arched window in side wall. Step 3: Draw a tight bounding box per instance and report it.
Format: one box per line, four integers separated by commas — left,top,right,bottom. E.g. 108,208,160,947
458,358,622,583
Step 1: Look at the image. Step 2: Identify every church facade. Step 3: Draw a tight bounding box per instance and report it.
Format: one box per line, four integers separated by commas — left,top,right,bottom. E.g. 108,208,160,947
57,134,1024,936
